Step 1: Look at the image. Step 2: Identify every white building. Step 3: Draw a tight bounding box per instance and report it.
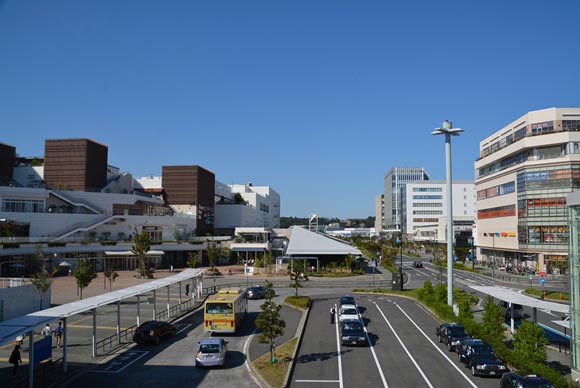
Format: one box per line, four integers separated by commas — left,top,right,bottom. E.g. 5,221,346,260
214,182,280,231
403,180,476,237
383,166,429,231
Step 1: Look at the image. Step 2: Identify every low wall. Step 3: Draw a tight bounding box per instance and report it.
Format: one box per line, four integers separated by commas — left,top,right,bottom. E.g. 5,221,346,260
0,279,51,322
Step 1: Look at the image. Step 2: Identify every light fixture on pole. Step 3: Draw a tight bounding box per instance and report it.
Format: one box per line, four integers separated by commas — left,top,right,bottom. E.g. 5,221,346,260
432,120,463,307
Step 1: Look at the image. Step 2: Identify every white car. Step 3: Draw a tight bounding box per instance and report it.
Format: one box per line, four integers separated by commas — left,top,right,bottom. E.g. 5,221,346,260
338,304,359,322
195,337,228,367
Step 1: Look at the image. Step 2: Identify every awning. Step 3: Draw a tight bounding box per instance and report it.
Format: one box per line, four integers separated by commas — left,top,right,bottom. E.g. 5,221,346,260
470,286,569,314
58,261,71,267
104,250,165,256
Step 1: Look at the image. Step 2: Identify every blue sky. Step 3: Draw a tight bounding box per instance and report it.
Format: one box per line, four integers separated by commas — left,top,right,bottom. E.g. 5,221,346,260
1,1,579,218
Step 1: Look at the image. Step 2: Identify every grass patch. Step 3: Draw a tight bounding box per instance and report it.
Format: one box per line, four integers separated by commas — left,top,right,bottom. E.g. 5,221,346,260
524,288,569,301
285,295,310,309
253,337,298,388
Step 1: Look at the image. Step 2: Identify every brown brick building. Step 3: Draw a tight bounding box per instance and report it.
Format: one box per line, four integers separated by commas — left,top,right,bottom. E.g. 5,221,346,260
162,165,215,235
43,139,108,191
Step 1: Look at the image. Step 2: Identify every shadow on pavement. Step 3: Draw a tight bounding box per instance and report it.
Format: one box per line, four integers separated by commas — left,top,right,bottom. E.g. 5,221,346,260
296,349,352,364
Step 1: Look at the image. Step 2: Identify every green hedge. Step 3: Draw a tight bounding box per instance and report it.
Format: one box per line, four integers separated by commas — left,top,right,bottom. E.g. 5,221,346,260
2,243,19,248
285,295,310,309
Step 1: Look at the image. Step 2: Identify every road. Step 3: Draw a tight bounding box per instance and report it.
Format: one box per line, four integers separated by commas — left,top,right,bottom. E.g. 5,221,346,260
291,293,498,388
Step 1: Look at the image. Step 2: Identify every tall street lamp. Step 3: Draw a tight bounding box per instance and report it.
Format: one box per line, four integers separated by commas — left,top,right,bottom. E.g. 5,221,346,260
432,120,463,307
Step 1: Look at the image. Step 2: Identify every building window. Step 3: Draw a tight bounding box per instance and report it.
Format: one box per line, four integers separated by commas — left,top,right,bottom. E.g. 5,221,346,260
562,120,580,131
478,205,516,219
531,121,554,135
412,195,442,200
2,199,45,213
412,187,442,192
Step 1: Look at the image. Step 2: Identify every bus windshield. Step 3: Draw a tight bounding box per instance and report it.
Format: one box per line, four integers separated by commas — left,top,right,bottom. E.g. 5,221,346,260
206,302,233,314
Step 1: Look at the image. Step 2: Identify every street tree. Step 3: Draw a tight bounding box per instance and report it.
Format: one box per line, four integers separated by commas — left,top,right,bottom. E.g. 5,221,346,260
481,295,505,345
255,281,285,362
186,251,200,268
513,320,548,364
104,270,119,291
30,267,57,310
206,239,228,273
132,228,152,278
73,258,97,300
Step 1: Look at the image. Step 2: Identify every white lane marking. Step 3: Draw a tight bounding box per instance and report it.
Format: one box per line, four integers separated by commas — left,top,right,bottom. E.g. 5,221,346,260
361,304,389,388
334,305,344,388
92,351,149,374
176,323,191,335
392,302,479,388
372,301,434,388
295,380,340,383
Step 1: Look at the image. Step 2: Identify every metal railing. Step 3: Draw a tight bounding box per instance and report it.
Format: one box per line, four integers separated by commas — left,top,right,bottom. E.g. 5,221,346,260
9,357,63,388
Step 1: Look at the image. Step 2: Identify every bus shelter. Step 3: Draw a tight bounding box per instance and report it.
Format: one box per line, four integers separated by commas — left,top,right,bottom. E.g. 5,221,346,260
0,268,204,388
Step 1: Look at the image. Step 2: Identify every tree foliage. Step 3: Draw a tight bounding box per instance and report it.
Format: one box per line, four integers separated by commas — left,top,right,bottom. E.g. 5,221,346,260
104,270,119,291
205,239,227,272
186,251,200,268
255,281,285,362
132,228,152,278
513,321,548,364
30,267,57,310
73,258,97,300
481,296,505,345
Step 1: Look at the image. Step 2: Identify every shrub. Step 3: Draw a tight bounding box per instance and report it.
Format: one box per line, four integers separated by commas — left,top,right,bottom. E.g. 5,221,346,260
285,295,310,309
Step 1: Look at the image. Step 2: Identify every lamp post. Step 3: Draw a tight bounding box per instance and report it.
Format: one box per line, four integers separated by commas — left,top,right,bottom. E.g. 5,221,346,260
491,233,495,278
468,237,475,270
432,120,463,307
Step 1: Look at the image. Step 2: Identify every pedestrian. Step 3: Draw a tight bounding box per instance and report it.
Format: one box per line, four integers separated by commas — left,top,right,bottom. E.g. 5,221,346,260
330,305,336,324
68,268,72,276
54,321,63,348
185,284,190,296
170,265,173,273
9,344,22,376
42,323,51,338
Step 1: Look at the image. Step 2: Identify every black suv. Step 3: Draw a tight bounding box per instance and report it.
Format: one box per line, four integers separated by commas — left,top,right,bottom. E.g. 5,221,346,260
246,285,273,299
500,372,553,387
339,319,367,346
436,322,470,351
412,261,423,268
458,341,508,377
339,295,356,306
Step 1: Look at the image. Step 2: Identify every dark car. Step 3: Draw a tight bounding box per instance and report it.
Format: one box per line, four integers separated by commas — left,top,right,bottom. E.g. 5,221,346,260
500,372,554,388
436,322,470,351
458,342,508,377
133,320,176,345
246,285,267,299
412,261,423,268
340,319,367,346
456,338,483,361
339,295,356,306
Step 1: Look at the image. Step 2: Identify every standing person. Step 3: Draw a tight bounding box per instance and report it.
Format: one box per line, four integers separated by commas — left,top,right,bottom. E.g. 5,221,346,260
185,284,190,296
55,321,63,348
330,305,336,324
42,323,51,338
170,265,173,273
9,344,22,376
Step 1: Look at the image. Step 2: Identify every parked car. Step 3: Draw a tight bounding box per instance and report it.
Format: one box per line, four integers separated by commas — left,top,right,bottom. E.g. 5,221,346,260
436,322,470,351
338,304,359,322
500,372,554,388
456,338,483,361
458,341,508,377
412,261,423,268
133,320,176,345
499,301,524,319
339,295,356,306
246,285,273,299
195,337,228,367
340,319,367,346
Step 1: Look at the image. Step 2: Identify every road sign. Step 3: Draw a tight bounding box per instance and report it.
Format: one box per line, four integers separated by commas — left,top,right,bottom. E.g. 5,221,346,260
539,278,546,285
539,271,547,278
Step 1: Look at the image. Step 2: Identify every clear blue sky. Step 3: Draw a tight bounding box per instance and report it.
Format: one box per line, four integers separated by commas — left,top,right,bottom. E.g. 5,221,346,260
1,1,579,219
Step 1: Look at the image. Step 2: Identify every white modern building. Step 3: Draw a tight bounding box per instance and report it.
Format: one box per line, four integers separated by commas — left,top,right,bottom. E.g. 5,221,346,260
214,182,280,232
383,166,429,231
475,107,580,274
403,180,476,237
374,194,384,233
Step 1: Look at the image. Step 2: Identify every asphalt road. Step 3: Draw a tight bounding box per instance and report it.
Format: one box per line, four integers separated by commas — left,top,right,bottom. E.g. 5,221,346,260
291,293,500,388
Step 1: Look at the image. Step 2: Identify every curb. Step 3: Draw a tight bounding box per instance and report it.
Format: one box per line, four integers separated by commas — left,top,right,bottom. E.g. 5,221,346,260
284,302,311,388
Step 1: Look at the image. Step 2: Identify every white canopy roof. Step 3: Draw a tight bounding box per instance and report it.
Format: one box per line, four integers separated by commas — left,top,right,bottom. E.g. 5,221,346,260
285,226,362,256
104,250,165,256
470,285,570,314
0,269,203,346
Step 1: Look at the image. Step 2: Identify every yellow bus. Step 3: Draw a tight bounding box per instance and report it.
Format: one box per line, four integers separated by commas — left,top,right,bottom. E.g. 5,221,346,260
204,288,248,333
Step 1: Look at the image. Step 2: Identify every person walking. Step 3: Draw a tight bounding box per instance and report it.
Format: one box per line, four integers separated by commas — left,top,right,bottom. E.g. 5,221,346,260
54,321,63,348
330,305,336,324
42,323,51,338
9,344,22,376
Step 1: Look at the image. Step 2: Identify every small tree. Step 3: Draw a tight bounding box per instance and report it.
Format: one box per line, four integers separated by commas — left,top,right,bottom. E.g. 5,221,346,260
344,254,354,273
30,267,57,310
104,270,119,291
206,239,225,273
481,296,505,345
262,251,274,274
73,258,97,300
186,251,201,268
513,320,548,364
255,281,285,362
132,227,152,278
